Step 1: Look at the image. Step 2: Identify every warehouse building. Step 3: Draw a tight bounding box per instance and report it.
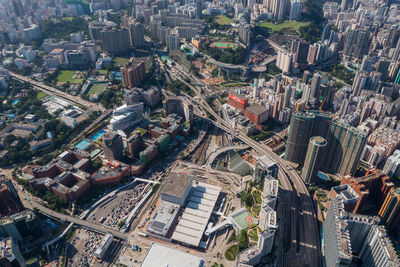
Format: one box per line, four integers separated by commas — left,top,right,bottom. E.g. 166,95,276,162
171,181,221,248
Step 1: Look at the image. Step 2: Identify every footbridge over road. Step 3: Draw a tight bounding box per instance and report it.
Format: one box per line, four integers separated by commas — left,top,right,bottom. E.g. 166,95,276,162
205,145,249,167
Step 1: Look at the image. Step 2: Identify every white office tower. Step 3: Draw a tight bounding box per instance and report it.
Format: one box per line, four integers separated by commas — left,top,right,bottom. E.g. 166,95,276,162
276,50,293,74
110,103,144,131
289,0,302,20
383,149,400,178
359,225,400,267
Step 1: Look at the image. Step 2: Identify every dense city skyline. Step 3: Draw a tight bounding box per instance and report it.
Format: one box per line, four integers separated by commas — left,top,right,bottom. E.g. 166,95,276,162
0,0,400,266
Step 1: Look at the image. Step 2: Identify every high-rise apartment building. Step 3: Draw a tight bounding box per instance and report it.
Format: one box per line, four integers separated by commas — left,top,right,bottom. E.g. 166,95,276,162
378,187,400,236
311,72,322,96
323,197,353,267
294,41,309,65
286,111,366,176
196,0,202,18
302,136,327,184
383,149,400,178
163,96,193,122
102,132,124,161
323,196,396,267
351,71,368,96
289,0,302,20
22,25,41,42
343,29,371,59
285,111,331,164
0,237,26,267
239,24,252,47
128,22,145,48
340,0,353,11
99,27,131,53
283,86,292,108
254,155,278,183
120,59,146,88
358,225,400,267
276,50,292,73
324,120,367,175
166,33,179,50
11,0,24,17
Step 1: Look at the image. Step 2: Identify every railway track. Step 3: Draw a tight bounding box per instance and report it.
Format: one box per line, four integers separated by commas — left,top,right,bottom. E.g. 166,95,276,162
192,133,212,165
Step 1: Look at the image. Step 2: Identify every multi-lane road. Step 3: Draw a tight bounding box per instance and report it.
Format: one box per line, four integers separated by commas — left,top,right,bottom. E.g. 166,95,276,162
20,192,128,240
9,72,105,112
163,59,322,267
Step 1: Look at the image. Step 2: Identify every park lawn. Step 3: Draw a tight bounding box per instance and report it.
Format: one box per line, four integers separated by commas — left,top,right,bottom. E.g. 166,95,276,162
98,69,108,75
258,21,309,32
57,70,84,84
114,57,130,66
87,83,107,95
216,15,234,25
62,17,73,21
36,92,47,99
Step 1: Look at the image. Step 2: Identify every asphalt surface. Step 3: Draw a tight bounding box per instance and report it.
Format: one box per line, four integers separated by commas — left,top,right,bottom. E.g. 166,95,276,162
163,60,322,267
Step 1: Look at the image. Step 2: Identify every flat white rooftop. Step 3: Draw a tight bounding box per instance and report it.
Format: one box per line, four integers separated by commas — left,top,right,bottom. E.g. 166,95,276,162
141,243,205,267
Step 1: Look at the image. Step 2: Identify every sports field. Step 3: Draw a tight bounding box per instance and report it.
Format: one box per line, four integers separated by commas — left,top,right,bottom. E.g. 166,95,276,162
87,82,107,95
215,15,233,25
231,209,252,229
210,42,236,49
74,139,91,150
114,57,130,66
57,70,85,84
257,21,309,32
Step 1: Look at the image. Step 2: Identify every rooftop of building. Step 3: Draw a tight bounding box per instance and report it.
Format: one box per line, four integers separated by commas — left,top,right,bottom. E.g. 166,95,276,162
146,201,180,236
140,243,205,267
246,103,268,115
257,155,277,168
331,184,359,203
0,237,14,260
90,160,129,181
229,91,247,101
171,181,221,247
310,136,327,146
161,172,192,199
238,245,263,265
0,210,35,225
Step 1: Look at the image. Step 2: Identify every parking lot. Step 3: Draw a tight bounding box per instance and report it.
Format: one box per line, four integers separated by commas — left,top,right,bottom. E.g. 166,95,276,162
66,228,102,267
87,183,146,230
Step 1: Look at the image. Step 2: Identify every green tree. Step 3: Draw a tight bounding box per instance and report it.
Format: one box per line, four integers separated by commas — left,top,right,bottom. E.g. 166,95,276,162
237,230,249,251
